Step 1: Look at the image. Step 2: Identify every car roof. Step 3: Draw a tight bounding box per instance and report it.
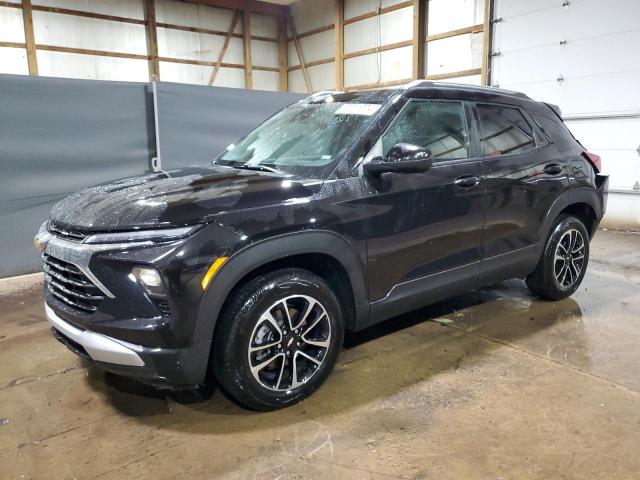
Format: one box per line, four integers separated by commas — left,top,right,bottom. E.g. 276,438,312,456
302,81,532,106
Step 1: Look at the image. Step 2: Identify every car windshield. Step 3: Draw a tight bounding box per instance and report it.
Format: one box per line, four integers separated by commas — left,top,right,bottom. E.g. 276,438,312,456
215,101,382,178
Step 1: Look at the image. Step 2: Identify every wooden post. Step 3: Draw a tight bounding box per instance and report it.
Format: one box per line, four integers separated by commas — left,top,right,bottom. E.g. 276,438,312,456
335,0,344,90
277,15,288,91
243,9,253,89
481,0,491,85
208,10,241,86
22,0,38,75
287,10,311,93
143,0,160,81
412,0,425,80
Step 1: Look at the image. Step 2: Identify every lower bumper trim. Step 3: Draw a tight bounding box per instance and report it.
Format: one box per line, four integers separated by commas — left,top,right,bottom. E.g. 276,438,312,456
45,303,145,367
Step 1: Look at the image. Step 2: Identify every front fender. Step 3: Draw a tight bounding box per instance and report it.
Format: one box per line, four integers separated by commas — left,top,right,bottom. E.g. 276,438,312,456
193,229,369,352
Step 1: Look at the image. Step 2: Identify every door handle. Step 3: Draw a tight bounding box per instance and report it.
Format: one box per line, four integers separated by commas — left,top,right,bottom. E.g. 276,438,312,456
544,163,563,175
454,175,481,188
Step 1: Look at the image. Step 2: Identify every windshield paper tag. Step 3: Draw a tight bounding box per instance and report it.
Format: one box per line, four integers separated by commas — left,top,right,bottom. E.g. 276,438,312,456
335,104,381,116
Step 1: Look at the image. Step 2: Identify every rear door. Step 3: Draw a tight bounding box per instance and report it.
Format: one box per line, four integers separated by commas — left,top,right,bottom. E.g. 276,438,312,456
473,102,570,281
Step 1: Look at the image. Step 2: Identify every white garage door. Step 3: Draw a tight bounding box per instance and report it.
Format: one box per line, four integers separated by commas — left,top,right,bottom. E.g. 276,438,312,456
490,0,640,206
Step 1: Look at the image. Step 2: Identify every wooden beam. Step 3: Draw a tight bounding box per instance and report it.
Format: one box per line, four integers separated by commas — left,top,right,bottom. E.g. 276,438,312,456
277,15,288,91
344,77,411,92
21,0,38,75
343,39,413,60
251,34,277,43
0,41,26,49
343,1,413,26
252,65,279,72
156,22,276,42
143,0,160,81
243,10,252,89
31,5,146,25
425,23,483,42
412,0,425,80
287,10,311,93
426,67,482,80
183,0,286,17
162,56,244,68
286,23,333,42
287,57,333,72
157,22,242,39
335,0,344,90
481,0,492,85
36,44,149,60
208,9,241,86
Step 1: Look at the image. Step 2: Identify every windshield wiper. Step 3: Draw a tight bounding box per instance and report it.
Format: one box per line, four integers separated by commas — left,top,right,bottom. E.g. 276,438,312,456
233,164,287,175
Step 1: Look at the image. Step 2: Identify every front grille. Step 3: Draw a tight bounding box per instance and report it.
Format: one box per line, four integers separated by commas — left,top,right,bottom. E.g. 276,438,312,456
43,253,104,313
48,223,88,242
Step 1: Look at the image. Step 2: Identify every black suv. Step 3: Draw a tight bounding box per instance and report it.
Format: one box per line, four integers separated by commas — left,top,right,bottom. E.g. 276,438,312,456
35,82,608,410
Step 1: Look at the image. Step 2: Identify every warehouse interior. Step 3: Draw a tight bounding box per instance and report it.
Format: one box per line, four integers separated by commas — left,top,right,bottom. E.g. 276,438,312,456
1,0,639,478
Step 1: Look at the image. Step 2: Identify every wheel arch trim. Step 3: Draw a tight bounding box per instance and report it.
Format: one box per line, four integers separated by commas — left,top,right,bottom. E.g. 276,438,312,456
194,230,369,353
536,188,602,258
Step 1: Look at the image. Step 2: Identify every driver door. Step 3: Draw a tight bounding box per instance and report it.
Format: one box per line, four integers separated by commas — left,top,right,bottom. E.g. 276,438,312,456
361,98,488,323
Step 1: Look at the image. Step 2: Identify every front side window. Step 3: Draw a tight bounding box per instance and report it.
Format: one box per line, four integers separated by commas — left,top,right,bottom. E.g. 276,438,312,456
476,104,535,156
215,101,381,179
381,100,469,161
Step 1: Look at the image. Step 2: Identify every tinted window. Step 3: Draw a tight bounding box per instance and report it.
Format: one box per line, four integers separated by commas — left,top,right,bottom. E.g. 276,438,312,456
382,100,469,161
477,104,535,156
533,113,581,155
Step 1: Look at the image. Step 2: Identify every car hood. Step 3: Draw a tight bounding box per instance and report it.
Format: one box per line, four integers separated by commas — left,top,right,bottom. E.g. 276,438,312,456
49,165,321,231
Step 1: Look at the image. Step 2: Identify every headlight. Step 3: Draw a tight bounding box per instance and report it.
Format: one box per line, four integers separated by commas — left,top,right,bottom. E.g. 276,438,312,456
84,225,201,244
132,267,166,296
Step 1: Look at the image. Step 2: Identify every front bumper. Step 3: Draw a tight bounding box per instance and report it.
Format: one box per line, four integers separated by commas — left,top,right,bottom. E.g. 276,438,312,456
45,303,144,366
35,221,220,389
47,301,212,389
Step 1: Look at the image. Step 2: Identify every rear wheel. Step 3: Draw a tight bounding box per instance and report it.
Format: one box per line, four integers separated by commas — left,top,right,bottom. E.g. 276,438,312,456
526,214,590,300
213,268,343,411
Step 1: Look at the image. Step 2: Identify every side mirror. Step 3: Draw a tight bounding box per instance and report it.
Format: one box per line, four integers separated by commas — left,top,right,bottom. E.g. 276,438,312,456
364,143,433,177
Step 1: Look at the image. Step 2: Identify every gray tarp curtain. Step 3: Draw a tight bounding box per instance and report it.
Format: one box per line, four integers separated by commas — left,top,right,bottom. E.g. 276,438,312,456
0,74,303,278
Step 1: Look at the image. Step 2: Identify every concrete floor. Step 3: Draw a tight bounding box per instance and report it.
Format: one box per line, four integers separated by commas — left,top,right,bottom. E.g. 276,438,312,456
1,230,639,479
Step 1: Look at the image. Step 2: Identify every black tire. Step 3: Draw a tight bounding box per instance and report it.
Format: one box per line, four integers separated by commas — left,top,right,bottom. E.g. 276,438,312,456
526,214,590,300
213,268,344,411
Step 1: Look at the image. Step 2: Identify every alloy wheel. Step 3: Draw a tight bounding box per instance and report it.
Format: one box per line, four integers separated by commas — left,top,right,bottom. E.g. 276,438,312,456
247,295,331,391
554,228,585,288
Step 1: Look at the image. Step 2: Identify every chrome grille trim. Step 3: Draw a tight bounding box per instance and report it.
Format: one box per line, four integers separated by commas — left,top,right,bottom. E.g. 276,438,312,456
43,263,95,288
48,223,87,242
35,222,153,300
43,253,104,312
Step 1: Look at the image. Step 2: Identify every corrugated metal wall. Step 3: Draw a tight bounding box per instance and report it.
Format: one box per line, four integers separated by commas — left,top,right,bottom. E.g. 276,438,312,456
0,74,302,278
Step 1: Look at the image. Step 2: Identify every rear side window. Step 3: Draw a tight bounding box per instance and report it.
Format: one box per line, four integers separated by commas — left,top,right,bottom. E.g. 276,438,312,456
533,112,582,155
476,104,535,156
382,100,469,161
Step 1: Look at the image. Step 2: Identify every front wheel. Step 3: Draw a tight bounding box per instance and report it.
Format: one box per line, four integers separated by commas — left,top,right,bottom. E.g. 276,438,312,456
213,268,344,411
526,214,590,300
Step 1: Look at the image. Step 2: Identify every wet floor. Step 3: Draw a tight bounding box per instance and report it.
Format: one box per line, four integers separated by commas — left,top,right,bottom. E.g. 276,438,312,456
0,230,639,479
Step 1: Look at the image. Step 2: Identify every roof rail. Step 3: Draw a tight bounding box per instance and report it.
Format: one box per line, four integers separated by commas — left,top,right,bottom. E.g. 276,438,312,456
302,90,346,102
406,80,530,99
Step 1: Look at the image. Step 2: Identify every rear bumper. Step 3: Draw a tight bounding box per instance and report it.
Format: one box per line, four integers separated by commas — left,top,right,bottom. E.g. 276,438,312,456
596,173,609,215
46,302,211,389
